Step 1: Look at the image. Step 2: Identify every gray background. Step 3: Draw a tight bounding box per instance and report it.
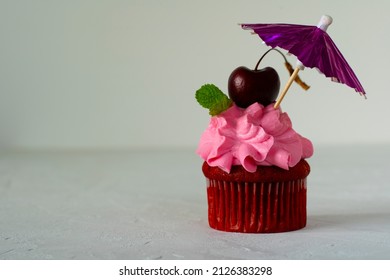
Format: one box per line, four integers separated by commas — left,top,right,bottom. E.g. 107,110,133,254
1,0,389,150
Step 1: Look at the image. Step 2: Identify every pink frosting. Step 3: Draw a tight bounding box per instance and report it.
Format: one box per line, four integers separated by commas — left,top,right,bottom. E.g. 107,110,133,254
197,103,313,173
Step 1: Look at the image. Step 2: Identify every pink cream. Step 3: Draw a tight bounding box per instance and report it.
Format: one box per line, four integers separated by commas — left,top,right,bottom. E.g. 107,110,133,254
197,103,313,173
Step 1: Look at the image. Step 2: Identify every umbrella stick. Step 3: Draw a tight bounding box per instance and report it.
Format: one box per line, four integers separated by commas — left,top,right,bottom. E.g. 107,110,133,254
274,67,300,109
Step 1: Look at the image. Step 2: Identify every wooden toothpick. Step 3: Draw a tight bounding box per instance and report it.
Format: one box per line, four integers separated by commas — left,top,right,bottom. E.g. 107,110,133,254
274,67,301,109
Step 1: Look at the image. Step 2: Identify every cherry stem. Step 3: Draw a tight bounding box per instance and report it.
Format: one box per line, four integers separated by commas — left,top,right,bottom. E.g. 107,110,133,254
254,48,288,70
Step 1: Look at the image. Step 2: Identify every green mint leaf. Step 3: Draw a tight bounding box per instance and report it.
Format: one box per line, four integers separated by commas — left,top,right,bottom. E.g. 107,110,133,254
195,84,232,116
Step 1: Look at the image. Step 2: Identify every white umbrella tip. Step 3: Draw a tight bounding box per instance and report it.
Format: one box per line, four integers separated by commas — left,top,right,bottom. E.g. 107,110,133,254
318,15,333,31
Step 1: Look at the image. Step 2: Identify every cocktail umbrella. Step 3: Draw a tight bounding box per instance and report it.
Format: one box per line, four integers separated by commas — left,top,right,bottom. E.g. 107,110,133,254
241,15,366,108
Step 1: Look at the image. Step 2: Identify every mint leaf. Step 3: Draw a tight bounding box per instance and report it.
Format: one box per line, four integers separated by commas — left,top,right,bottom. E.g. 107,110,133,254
195,84,232,116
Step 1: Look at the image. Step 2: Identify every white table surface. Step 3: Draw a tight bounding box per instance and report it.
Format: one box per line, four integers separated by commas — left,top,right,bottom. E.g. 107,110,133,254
1,145,389,260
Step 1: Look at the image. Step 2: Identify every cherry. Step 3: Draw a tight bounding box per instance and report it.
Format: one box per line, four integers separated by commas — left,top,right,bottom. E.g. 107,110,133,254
228,66,280,108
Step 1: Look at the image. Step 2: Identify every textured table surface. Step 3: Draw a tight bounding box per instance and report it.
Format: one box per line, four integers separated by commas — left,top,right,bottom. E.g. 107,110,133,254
1,145,389,260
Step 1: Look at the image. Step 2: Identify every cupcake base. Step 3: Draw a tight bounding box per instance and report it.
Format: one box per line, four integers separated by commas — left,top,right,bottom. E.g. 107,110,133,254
203,160,310,233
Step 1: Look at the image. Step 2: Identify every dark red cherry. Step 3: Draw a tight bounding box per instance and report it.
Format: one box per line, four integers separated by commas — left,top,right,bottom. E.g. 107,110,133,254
228,66,280,108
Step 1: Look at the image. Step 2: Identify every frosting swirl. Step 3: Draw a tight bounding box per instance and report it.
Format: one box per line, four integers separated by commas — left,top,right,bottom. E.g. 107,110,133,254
197,103,313,173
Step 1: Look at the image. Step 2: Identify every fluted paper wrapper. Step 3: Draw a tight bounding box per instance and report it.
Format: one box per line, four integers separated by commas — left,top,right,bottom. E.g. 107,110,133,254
206,178,307,233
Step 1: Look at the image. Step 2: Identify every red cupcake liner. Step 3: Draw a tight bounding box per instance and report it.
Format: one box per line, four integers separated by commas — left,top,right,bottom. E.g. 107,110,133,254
206,178,307,233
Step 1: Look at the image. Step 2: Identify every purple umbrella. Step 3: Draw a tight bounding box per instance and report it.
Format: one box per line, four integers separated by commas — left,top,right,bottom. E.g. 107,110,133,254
241,15,366,108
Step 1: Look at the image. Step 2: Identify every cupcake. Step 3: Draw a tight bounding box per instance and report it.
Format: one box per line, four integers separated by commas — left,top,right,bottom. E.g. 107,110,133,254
195,53,313,233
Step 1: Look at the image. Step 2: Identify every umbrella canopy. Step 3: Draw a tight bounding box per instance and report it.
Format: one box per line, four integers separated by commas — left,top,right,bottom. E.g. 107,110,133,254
241,15,366,107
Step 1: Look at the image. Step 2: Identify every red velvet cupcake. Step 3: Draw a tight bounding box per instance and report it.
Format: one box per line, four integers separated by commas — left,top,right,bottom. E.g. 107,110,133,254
203,159,310,233
195,74,313,233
